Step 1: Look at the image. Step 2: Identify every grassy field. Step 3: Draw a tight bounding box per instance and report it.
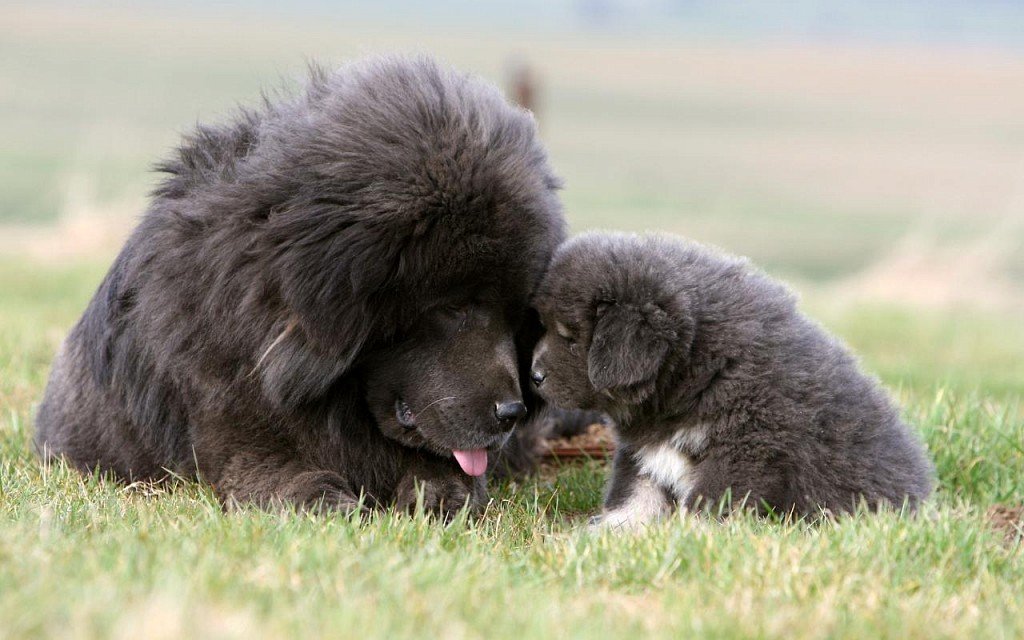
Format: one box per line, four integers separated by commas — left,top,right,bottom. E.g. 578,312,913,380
2,3,1024,639
1,258,1022,639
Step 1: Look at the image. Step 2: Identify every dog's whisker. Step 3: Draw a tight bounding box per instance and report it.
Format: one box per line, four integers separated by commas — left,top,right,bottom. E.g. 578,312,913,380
414,396,457,415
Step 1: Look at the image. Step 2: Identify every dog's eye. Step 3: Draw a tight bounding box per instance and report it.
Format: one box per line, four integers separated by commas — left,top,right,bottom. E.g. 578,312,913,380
555,321,576,344
437,304,470,326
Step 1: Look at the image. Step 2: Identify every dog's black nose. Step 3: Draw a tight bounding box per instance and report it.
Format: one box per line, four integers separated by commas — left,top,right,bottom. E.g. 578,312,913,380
530,370,546,387
495,401,528,422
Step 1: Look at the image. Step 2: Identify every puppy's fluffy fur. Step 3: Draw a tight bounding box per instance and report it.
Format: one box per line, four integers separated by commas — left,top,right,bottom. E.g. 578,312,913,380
35,56,566,514
531,232,934,524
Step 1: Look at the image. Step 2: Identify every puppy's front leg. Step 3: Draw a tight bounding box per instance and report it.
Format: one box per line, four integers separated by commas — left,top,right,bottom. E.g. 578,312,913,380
592,444,672,530
394,450,486,519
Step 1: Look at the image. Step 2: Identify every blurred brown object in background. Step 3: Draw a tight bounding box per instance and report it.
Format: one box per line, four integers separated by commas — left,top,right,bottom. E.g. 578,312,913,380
507,57,539,119
545,423,615,460
987,504,1023,545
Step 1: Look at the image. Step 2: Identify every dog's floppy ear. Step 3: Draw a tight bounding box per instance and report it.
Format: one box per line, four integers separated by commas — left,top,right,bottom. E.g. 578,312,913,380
262,202,400,408
255,319,358,410
587,302,674,404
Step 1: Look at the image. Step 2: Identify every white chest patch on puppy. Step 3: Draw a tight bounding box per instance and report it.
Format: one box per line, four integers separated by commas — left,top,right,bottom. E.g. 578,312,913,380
636,425,705,503
636,444,694,502
595,425,707,531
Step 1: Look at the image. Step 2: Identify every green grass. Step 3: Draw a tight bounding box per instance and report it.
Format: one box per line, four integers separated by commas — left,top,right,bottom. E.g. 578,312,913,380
3,5,1024,637
1,259,1022,639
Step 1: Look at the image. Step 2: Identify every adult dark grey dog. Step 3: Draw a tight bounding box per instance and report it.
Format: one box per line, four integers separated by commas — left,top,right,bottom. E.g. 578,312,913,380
35,56,566,515
530,232,934,526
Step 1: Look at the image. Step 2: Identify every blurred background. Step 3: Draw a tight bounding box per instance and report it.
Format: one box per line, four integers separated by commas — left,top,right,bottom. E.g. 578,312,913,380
3,0,1024,397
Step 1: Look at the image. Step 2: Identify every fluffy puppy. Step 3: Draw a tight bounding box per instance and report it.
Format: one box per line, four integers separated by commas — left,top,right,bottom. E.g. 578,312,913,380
35,56,566,515
530,232,934,526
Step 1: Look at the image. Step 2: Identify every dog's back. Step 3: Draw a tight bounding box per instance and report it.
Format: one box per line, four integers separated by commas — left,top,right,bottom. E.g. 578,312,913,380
725,310,935,514
659,238,936,515
532,232,935,522
35,240,195,480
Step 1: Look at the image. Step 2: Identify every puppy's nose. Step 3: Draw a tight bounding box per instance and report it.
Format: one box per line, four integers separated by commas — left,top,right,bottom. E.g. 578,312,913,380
530,370,546,387
495,401,528,422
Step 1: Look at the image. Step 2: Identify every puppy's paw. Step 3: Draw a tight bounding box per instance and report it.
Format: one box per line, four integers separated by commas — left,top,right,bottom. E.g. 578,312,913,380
588,500,669,532
586,513,608,532
587,509,649,533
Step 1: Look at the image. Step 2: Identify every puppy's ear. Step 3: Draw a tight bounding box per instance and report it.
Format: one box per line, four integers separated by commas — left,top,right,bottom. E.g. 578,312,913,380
587,302,674,404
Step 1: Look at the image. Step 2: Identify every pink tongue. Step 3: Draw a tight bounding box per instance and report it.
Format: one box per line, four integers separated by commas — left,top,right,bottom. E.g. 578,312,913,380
452,449,488,476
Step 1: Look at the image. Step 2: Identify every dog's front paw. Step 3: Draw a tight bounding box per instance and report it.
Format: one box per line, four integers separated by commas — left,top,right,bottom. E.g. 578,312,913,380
289,470,368,513
395,470,485,520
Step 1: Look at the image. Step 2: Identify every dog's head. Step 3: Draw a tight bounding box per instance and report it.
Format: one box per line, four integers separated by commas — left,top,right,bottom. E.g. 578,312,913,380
530,233,697,417
361,295,528,462
252,57,565,475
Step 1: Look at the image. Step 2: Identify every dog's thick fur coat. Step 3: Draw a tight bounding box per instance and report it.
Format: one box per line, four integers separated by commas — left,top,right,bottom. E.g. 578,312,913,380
530,233,934,524
35,56,566,513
